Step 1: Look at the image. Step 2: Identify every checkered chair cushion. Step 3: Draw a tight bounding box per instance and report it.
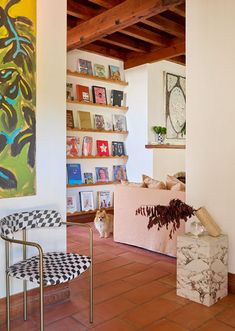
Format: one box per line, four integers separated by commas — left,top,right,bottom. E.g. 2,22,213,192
7,252,91,286
0,210,62,239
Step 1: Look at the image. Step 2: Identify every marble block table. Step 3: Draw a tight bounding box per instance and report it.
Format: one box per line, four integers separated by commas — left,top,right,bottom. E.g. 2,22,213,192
177,233,228,306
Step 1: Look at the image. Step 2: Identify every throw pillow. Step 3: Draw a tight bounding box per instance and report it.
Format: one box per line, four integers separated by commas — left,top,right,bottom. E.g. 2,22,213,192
166,175,185,191
142,175,166,190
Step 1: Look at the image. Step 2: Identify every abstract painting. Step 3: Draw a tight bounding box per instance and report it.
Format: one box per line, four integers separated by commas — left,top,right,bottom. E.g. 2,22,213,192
165,72,186,139
0,0,36,198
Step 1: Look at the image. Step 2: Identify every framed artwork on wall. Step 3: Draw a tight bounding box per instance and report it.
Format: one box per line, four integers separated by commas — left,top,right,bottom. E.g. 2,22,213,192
164,72,186,139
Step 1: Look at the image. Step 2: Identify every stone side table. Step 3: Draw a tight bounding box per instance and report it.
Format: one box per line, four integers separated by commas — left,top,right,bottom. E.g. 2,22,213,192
177,233,228,306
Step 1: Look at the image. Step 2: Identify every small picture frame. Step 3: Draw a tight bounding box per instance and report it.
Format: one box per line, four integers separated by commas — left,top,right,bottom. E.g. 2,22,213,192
92,86,107,105
66,196,77,213
80,191,94,211
95,167,109,182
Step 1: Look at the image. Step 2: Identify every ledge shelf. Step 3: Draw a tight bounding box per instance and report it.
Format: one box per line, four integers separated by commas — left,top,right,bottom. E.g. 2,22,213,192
67,155,128,160
67,127,129,135
67,207,114,218
145,144,186,149
67,181,116,188
67,99,128,111
67,70,128,86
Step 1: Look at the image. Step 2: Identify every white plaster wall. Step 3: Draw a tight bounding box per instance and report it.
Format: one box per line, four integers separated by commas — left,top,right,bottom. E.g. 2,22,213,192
187,0,235,273
0,0,67,298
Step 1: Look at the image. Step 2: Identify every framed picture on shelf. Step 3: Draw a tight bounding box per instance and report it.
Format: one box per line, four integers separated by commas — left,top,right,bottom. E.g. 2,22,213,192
95,167,109,182
78,111,92,129
82,136,93,156
97,140,109,156
105,117,113,131
77,59,93,75
80,191,94,211
112,141,125,156
113,165,127,182
76,84,90,102
92,86,107,104
67,164,82,185
94,114,105,130
97,191,112,209
66,136,80,158
66,196,77,213
66,83,74,101
66,110,74,129
113,114,127,131
111,90,124,107
109,65,121,81
84,172,94,184
94,64,106,78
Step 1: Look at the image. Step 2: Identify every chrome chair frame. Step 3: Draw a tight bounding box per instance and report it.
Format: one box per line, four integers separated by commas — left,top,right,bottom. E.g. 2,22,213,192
1,221,93,331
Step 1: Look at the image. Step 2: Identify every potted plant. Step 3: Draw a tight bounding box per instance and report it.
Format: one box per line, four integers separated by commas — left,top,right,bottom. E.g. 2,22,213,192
152,126,167,144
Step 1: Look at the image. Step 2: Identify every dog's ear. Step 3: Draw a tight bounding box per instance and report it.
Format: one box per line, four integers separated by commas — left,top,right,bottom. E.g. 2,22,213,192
96,210,101,216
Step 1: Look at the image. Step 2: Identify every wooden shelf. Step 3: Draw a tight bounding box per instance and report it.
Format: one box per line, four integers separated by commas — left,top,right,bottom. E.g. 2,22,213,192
145,144,186,149
67,70,128,86
67,181,116,188
67,207,114,218
67,155,128,160
67,99,128,111
67,127,129,135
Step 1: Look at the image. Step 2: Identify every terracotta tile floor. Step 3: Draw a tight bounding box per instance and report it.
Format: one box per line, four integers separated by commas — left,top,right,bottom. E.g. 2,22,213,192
2,225,235,331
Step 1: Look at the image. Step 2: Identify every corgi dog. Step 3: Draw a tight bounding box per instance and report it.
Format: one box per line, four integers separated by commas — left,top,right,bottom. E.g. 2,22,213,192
94,210,113,238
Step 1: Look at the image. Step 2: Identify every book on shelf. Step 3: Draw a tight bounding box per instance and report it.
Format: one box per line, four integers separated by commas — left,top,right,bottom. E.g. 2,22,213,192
82,136,93,156
96,167,109,182
67,110,74,129
109,65,121,81
67,196,77,213
113,165,127,182
84,172,94,184
94,114,105,130
80,191,94,211
96,140,109,156
78,111,92,129
110,90,124,107
77,59,93,75
97,191,112,209
113,114,127,131
94,64,106,78
66,83,74,101
66,136,80,158
67,164,82,185
112,141,125,156
92,86,107,104
76,84,90,102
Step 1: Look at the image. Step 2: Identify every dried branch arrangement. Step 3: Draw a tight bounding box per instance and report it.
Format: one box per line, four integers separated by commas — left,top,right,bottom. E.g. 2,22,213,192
135,199,196,239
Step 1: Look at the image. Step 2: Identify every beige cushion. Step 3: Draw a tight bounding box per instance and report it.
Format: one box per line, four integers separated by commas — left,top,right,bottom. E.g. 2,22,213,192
121,180,145,188
142,175,166,190
166,175,185,191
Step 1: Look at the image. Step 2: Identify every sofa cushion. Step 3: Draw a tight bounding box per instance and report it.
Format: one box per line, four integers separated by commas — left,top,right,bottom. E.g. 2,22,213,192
166,175,185,191
142,175,166,190
121,180,145,188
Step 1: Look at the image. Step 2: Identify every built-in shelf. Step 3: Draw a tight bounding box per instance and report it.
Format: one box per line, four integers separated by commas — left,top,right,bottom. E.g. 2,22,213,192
67,207,114,218
67,181,116,188
67,127,129,135
67,70,128,86
67,99,128,111
145,144,186,149
67,155,128,160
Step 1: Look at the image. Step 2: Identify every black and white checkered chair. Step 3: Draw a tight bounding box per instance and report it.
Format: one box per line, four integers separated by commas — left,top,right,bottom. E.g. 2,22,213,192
0,210,93,331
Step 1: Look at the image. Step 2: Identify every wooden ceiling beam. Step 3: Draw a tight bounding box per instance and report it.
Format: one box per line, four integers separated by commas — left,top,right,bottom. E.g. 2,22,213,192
142,15,185,38
100,33,150,53
67,0,103,20
81,43,127,60
88,0,123,9
169,4,185,17
67,0,185,50
168,55,185,65
124,40,185,69
120,25,170,47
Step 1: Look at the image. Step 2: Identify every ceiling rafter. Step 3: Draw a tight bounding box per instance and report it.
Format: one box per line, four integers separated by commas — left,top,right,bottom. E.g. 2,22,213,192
169,3,185,17
88,0,123,9
142,15,184,38
100,33,150,53
81,43,127,60
67,0,103,20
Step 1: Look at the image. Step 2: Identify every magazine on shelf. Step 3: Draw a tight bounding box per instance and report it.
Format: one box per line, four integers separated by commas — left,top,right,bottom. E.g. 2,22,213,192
84,172,94,184
67,164,82,185
66,136,80,158
66,83,74,101
66,110,74,129
77,59,93,75
96,140,109,156
78,111,92,129
97,191,112,209
94,64,106,78
66,196,77,213
110,90,124,107
92,86,107,104
113,114,127,131
95,167,109,182
113,165,127,182
82,136,93,156
94,114,105,130
76,84,90,102
80,191,94,211
109,65,121,81
112,141,125,156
